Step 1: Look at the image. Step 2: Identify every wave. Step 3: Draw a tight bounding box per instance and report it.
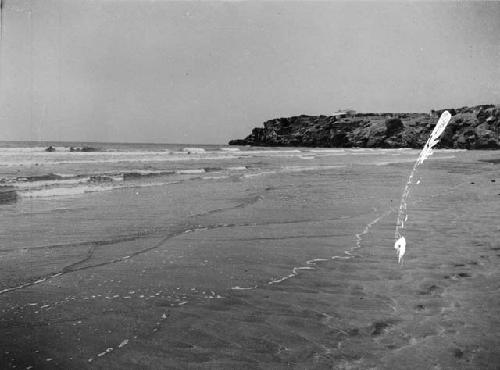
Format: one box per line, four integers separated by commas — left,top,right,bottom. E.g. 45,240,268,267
281,165,345,173
236,149,302,156
19,185,116,198
53,173,77,178
309,149,345,153
18,180,180,198
3,163,248,199
0,147,353,167
14,173,66,182
3,166,215,187
0,153,241,167
227,166,247,171
4,173,124,189
176,169,206,174
220,147,240,152
182,147,206,153
14,177,92,190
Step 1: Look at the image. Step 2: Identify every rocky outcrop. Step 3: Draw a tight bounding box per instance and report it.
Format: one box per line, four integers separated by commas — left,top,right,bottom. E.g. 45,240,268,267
45,146,100,152
229,105,500,149
70,146,100,152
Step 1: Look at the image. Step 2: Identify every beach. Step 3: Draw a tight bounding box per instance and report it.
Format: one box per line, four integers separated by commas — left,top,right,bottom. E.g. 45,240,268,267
0,144,499,369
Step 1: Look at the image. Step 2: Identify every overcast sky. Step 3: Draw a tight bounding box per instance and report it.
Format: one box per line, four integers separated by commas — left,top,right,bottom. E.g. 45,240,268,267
1,1,499,144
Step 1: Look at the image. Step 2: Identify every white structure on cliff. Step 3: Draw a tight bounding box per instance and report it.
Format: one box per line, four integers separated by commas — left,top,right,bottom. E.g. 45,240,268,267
332,109,356,118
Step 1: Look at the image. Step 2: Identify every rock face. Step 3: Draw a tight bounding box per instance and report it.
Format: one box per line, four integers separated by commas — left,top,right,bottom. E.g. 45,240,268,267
229,105,500,149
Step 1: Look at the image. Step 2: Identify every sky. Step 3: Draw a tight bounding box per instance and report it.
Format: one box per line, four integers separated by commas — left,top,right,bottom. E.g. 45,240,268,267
0,1,499,144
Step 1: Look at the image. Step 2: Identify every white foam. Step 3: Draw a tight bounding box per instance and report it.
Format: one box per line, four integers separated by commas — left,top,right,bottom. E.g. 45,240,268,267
243,171,278,178
125,169,168,175
282,165,344,173
236,149,302,156
309,149,345,153
53,173,76,178
227,166,247,171
182,147,206,153
220,147,240,152
306,258,329,265
201,175,230,180
19,185,115,198
19,180,178,198
268,258,331,286
268,274,295,284
176,169,206,174
110,175,125,181
14,177,91,190
0,153,236,167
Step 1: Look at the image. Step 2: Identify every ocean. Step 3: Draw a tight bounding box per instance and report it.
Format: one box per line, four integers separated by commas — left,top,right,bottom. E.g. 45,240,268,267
1,141,499,369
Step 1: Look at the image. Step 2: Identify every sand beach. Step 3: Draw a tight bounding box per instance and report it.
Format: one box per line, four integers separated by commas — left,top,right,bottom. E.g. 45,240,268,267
0,146,498,369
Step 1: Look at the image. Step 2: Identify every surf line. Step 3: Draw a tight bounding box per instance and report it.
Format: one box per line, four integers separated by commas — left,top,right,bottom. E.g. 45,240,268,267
394,111,452,263
232,209,391,290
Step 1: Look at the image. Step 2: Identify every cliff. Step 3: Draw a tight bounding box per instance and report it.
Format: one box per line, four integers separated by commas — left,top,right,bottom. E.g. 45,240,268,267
229,105,500,149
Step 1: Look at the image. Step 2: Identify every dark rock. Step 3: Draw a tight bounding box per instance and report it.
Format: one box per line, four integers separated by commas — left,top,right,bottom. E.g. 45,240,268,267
89,176,114,182
45,146,56,152
70,146,100,152
227,139,249,146
385,118,404,136
229,105,500,149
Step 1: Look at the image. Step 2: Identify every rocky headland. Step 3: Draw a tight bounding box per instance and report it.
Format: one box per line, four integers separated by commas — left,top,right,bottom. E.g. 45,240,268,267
229,105,500,149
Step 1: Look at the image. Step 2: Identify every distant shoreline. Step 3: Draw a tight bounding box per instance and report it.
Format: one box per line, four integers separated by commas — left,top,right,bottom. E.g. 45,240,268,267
0,140,226,147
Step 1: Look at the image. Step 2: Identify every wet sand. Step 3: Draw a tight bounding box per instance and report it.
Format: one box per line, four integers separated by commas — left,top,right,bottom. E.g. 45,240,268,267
1,152,499,369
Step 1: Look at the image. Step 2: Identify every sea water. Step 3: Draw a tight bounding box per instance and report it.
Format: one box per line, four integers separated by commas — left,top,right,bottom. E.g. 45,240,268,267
0,141,466,255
